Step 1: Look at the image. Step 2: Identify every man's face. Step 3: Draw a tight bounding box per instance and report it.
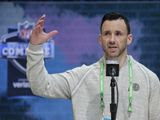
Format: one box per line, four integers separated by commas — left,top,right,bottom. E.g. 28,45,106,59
99,19,132,59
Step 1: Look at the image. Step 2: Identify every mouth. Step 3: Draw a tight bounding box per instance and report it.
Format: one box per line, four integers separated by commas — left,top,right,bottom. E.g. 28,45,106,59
109,46,117,48
108,46,118,52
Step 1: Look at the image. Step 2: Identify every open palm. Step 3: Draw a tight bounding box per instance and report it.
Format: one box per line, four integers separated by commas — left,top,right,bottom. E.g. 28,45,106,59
30,15,58,45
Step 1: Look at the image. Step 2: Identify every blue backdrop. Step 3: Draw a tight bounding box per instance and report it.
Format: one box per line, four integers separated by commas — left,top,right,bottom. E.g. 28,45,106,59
0,1,160,120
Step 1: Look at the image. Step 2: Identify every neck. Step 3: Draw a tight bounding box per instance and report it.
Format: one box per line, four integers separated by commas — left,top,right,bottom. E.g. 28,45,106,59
118,52,127,68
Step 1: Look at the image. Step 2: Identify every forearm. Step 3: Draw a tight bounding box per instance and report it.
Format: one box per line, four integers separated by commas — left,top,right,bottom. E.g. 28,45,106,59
26,43,50,97
26,43,75,99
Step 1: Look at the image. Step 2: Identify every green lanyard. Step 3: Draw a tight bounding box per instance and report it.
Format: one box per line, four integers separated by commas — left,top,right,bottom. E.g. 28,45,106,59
128,57,133,113
100,56,133,113
100,60,105,112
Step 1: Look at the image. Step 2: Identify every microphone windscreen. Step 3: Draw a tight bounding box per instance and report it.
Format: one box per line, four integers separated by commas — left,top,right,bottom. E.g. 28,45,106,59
106,59,119,77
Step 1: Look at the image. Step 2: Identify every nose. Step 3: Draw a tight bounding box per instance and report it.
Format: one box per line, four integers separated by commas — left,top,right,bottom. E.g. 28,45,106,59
109,34,116,43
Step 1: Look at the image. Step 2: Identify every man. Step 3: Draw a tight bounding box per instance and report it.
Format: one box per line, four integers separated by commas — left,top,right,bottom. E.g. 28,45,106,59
27,12,160,120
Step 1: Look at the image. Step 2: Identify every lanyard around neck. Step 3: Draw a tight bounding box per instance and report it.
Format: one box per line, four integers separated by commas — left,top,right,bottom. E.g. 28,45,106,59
99,56,133,113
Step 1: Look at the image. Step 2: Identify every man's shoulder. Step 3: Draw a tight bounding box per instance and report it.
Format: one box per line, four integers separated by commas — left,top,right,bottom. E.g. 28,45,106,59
130,56,158,80
67,59,100,74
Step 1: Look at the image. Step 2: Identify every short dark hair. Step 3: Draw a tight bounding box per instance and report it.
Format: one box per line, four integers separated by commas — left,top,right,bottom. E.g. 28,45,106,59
100,12,130,34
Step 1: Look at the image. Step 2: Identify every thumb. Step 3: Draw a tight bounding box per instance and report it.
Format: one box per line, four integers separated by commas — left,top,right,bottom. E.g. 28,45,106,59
47,30,58,40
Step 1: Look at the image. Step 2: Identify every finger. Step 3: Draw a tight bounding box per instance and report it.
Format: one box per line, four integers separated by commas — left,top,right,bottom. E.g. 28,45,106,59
40,14,46,19
35,18,45,33
47,30,59,40
36,19,44,26
35,14,46,27
33,25,42,35
38,20,44,32
37,14,46,24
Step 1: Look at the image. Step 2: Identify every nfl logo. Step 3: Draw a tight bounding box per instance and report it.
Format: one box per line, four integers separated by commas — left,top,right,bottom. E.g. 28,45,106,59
18,21,34,41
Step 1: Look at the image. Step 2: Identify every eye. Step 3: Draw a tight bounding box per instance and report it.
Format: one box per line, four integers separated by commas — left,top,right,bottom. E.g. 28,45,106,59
103,31,110,36
115,31,122,36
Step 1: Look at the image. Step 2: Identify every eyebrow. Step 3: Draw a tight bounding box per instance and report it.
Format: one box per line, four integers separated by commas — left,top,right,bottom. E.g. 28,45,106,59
102,29,124,33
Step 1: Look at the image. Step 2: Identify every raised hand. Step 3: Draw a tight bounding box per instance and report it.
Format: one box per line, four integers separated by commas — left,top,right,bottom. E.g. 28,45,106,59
30,14,58,45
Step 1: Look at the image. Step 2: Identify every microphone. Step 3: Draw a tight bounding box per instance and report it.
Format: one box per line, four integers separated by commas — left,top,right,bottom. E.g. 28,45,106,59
106,59,119,77
106,59,119,120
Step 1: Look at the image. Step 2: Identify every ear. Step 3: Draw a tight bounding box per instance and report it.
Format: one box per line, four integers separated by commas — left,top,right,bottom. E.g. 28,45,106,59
127,34,133,45
98,34,102,46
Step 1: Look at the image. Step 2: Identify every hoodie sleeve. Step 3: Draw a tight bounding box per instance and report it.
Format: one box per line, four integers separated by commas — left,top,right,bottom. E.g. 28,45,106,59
148,72,160,120
26,43,89,99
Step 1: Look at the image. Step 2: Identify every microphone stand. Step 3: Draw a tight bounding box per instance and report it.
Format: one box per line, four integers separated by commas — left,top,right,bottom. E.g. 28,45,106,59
110,76,117,120
106,60,119,120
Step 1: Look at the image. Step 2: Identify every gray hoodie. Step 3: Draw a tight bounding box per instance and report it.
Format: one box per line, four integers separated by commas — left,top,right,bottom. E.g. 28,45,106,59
27,43,160,120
